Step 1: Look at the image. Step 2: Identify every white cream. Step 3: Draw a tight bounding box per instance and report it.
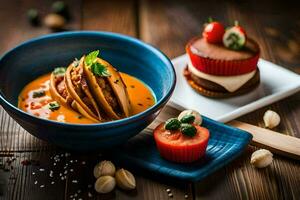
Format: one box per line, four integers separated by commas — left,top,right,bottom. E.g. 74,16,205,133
188,61,256,92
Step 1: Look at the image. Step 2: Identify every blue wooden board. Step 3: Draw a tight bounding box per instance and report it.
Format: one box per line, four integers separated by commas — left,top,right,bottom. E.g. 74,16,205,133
110,117,252,182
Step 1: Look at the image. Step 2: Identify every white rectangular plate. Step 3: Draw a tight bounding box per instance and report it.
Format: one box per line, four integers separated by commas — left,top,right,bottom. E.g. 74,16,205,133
169,54,300,123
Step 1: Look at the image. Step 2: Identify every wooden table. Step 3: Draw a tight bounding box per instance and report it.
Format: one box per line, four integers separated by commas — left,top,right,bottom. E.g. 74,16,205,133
0,0,299,199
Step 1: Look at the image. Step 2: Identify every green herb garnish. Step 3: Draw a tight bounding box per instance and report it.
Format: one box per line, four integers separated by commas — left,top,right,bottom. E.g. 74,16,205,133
91,62,111,77
48,101,60,111
32,90,45,98
165,118,181,130
73,58,79,67
180,114,195,124
180,123,197,137
53,67,66,76
85,50,99,66
84,50,111,77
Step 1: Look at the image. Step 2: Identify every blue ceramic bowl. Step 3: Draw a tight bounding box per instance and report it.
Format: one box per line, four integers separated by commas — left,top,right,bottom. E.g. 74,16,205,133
0,31,176,151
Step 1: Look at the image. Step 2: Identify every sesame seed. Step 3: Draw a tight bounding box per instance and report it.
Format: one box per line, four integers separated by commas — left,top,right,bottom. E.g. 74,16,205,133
168,193,173,198
40,185,45,188
72,180,78,184
74,193,78,197
166,188,171,193
64,170,68,174
51,181,55,184
81,161,86,165
70,160,73,163
39,168,45,172
78,198,82,200
70,195,73,198
184,194,188,199
34,181,38,185
77,190,81,193
32,172,35,175
70,169,74,172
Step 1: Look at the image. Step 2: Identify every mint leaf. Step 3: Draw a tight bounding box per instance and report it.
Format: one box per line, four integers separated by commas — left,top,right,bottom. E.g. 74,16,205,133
85,50,99,66
91,62,111,77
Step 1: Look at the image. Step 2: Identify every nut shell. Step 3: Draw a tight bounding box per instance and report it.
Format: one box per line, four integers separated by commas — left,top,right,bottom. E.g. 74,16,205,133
263,110,280,129
94,175,116,194
250,149,273,168
93,160,116,178
44,13,66,29
115,168,136,190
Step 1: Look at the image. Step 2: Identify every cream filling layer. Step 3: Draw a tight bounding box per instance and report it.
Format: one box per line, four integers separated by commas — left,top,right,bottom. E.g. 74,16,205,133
188,61,256,92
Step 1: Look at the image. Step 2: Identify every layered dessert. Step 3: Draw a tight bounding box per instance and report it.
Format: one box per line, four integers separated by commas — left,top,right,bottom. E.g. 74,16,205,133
184,19,260,98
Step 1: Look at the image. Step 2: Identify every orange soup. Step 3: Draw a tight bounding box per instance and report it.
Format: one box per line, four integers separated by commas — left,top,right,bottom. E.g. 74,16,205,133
18,73,155,124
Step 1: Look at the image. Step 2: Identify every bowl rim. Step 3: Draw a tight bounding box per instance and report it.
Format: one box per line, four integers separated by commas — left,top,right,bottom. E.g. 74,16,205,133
0,31,176,128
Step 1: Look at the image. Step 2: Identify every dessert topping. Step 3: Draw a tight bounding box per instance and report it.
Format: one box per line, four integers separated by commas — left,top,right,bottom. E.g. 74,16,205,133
202,18,225,44
178,110,202,125
180,114,195,124
180,123,197,137
165,118,181,130
223,21,246,50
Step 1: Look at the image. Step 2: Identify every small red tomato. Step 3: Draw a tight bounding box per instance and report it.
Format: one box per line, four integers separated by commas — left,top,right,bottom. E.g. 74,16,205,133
202,21,225,44
154,123,210,163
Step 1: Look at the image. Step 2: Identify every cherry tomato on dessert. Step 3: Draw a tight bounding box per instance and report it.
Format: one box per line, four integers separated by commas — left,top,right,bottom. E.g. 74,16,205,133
154,123,210,163
202,21,225,44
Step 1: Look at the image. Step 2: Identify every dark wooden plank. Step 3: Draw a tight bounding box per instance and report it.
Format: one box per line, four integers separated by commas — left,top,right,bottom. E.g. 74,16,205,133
82,0,137,37
140,0,300,200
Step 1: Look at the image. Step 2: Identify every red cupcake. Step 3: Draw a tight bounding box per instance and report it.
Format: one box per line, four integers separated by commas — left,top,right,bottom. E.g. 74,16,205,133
184,19,261,98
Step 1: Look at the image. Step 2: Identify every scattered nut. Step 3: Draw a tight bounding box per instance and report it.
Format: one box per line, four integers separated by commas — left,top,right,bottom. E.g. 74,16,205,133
178,110,202,125
263,110,280,129
250,149,273,168
93,160,116,178
94,175,116,194
44,13,66,29
115,168,136,190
